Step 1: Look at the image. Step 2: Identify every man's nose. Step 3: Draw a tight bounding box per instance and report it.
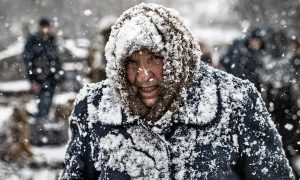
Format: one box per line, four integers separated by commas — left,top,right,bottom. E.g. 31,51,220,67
136,63,153,82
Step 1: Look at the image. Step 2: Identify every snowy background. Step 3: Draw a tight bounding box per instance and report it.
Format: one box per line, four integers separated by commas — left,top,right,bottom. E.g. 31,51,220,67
0,0,300,179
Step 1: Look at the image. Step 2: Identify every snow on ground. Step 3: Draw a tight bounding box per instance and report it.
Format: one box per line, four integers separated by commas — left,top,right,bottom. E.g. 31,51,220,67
30,145,68,167
53,92,77,105
63,62,84,71
63,39,90,59
0,106,14,133
0,161,63,180
0,40,23,62
19,168,61,180
23,92,77,116
0,80,30,92
0,106,67,180
0,92,72,180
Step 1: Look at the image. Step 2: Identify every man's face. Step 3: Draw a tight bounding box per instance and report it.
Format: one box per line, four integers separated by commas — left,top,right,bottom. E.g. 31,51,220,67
40,26,53,36
248,37,263,51
126,49,164,107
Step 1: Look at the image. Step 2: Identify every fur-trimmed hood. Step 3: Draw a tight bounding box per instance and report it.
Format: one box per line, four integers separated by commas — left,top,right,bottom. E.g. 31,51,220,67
105,3,202,122
76,62,246,129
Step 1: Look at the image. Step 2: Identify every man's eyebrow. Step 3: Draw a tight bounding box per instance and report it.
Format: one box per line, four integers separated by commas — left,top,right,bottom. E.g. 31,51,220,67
153,53,162,57
124,57,136,65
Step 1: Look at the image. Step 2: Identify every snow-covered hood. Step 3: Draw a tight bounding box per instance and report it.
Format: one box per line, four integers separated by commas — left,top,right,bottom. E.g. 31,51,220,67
105,3,202,121
96,64,220,128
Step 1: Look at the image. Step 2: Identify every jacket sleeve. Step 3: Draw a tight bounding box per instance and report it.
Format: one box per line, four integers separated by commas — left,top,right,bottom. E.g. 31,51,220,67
60,93,100,179
51,38,65,83
238,83,295,180
219,39,241,72
23,35,35,82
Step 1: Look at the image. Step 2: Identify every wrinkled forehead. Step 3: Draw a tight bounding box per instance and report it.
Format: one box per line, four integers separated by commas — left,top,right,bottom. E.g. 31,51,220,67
130,49,158,59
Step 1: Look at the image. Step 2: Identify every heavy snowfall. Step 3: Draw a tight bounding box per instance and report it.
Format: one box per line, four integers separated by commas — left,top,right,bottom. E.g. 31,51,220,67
0,0,300,179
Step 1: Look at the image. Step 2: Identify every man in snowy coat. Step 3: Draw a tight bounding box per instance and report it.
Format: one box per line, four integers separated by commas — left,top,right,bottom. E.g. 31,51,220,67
61,3,294,180
23,18,64,121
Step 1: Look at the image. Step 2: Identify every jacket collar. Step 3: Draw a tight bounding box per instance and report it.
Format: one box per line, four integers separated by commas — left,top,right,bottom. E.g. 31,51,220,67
96,64,219,127
174,65,219,126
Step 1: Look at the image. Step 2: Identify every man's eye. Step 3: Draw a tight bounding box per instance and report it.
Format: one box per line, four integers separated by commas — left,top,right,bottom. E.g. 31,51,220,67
155,55,162,59
126,59,136,65
152,54,161,59
151,55,163,64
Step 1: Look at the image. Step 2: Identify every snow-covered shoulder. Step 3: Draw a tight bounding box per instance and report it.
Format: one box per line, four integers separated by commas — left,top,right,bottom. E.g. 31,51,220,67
69,80,109,129
72,80,134,127
177,62,257,126
74,80,108,104
203,64,279,140
211,64,259,106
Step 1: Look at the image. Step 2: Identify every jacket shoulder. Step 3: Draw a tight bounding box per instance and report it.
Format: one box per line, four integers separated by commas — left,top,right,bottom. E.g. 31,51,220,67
71,80,108,122
203,64,259,112
178,63,255,126
73,80,125,126
203,64,256,95
75,80,108,104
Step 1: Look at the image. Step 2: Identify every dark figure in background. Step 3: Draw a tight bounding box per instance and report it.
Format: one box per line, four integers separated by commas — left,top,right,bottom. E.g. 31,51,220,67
85,16,116,83
287,37,300,177
220,28,265,91
289,36,300,53
198,41,213,65
257,29,300,178
23,18,64,121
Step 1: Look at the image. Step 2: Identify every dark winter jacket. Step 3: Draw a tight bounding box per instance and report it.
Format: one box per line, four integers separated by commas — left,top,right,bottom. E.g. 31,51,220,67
61,63,294,180
23,33,63,84
258,52,300,164
290,53,300,100
220,39,264,90
61,3,294,180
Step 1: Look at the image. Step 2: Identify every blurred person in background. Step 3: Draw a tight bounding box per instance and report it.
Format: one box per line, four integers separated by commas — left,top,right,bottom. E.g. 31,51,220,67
257,28,300,178
85,16,116,83
289,36,300,105
288,36,300,53
220,27,265,91
23,17,64,145
288,36,300,177
198,41,213,66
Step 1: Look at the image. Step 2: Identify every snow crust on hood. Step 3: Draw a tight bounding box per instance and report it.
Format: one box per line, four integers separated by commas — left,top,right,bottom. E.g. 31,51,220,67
105,3,202,121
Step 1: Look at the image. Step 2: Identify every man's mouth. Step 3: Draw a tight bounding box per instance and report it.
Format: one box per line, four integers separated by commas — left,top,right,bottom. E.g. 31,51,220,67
138,85,159,98
139,86,157,92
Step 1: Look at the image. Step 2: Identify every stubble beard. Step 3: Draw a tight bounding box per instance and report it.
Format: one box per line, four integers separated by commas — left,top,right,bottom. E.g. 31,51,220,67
125,80,178,122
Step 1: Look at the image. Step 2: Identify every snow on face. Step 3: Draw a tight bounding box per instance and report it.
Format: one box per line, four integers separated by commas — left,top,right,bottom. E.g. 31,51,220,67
126,49,164,107
105,3,202,108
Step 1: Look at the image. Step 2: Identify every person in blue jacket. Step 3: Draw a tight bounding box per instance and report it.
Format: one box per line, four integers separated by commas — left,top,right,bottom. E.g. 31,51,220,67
220,27,265,91
23,18,64,121
61,3,294,180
